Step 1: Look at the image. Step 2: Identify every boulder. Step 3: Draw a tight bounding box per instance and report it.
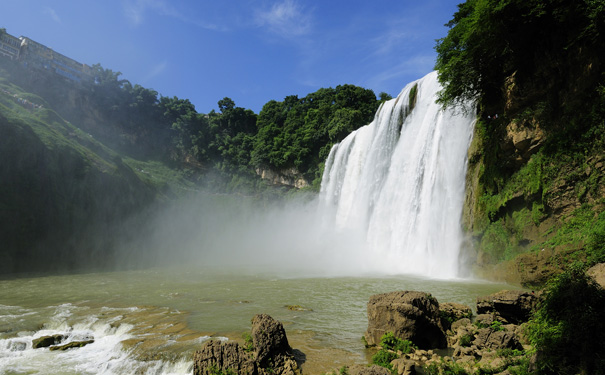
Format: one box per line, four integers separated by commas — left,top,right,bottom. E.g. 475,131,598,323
391,358,416,375
473,328,522,351
193,314,301,375
365,291,446,349
439,302,472,330
48,339,94,351
251,313,291,367
587,263,605,289
476,290,537,324
193,341,256,375
32,334,65,348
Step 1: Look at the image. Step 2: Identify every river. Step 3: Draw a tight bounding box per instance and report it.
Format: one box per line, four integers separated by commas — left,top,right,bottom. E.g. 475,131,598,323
0,267,515,374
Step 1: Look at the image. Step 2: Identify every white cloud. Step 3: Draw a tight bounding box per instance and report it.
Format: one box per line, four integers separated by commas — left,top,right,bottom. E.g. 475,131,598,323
44,7,61,24
122,0,222,30
255,0,312,38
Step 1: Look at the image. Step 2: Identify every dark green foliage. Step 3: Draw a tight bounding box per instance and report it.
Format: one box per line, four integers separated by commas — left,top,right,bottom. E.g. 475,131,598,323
252,84,380,182
459,334,474,347
379,332,417,354
435,0,605,111
372,332,417,371
490,321,504,332
408,83,418,111
371,349,398,371
242,332,254,352
526,266,605,374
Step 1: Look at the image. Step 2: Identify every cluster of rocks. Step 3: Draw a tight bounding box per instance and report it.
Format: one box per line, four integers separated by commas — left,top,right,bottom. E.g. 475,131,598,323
362,290,538,375
193,314,301,375
194,290,538,375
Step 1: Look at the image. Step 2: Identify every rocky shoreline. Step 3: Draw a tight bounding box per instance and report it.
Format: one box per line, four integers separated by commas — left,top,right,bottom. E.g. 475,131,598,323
194,263,605,375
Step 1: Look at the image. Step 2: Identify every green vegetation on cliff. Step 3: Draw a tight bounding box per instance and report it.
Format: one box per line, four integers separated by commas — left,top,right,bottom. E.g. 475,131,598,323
0,52,383,274
436,0,605,285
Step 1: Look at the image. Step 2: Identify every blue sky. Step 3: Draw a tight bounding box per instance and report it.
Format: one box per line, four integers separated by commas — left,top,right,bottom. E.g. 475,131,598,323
2,0,461,114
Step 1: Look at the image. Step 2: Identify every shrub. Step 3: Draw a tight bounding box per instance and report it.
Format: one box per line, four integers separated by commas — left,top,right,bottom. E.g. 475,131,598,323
526,265,605,374
459,334,474,347
379,332,417,354
371,349,398,370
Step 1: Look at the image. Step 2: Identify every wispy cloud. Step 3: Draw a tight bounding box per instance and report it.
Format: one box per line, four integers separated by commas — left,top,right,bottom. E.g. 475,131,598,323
122,0,223,30
255,0,312,38
142,61,168,83
44,7,62,24
365,54,436,92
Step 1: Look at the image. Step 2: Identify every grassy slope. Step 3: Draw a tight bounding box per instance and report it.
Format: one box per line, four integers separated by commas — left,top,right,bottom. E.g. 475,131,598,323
0,69,195,274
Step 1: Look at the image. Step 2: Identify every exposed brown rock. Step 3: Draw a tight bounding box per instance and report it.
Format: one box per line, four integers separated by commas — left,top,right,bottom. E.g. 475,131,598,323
365,291,446,349
587,263,605,289
193,314,301,375
439,302,472,330
251,313,292,368
48,339,94,351
476,290,537,324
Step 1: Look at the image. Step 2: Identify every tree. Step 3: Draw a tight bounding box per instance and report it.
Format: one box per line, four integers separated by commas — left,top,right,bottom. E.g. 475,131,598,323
218,97,235,112
527,265,605,374
435,0,605,114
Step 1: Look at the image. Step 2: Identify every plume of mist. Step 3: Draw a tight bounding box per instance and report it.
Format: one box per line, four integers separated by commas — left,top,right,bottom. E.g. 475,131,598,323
113,191,372,278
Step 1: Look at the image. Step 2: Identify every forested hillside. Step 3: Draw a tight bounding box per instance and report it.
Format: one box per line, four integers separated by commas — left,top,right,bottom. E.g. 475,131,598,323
0,55,384,274
435,0,605,285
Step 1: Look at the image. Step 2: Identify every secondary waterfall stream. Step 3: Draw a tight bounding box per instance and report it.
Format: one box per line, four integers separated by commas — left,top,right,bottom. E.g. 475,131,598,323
320,71,475,278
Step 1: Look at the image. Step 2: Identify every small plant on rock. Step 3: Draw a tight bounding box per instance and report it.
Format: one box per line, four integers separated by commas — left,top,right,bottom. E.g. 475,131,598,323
459,333,474,347
380,331,417,354
242,332,254,352
490,321,504,332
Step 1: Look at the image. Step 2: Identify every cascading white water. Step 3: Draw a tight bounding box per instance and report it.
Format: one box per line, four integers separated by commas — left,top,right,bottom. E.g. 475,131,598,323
319,71,475,278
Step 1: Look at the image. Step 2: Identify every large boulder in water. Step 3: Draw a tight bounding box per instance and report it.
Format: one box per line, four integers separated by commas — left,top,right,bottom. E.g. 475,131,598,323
476,290,537,324
193,314,301,375
365,291,447,349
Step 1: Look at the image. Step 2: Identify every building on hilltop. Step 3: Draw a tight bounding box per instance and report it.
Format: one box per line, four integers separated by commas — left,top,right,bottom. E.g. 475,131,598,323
0,28,93,83
0,31,22,60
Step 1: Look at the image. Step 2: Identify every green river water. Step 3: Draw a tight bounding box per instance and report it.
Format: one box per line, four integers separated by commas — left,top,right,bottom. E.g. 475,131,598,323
0,267,517,374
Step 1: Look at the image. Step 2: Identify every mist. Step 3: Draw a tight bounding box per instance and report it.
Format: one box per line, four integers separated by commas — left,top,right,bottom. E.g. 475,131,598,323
113,191,372,278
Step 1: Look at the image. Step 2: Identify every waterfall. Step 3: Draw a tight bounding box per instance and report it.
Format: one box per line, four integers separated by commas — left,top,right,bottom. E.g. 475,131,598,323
319,71,475,278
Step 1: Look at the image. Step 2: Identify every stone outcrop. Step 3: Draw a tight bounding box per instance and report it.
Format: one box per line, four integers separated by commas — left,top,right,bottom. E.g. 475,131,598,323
32,334,65,348
48,340,94,351
365,291,446,349
439,302,472,331
476,290,537,324
193,314,301,375
587,263,605,289
255,167,309,189
251,313,292,368
194,341,256,375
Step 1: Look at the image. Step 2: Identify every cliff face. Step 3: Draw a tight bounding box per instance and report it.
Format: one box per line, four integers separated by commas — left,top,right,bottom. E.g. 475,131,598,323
255,167,310,189
462,73,605,286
